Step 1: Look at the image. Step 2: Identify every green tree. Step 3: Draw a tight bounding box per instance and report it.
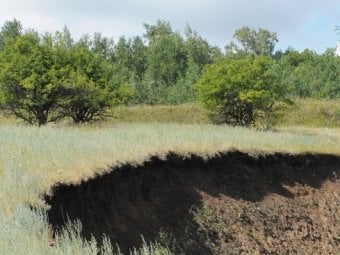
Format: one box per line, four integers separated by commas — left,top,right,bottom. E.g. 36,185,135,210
130,36,147,81
166,26,220,104
0,19,22,50
112,37,133,87
275,48,340,98
0,32,64,125
54,26,73,49
91,32,114,60
195,55,286,127
58,44,116,123
142,21,187,104
225,27,278,57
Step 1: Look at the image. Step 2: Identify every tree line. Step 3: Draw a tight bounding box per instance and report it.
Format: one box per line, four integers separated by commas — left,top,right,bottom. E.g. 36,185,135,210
0,19,339,126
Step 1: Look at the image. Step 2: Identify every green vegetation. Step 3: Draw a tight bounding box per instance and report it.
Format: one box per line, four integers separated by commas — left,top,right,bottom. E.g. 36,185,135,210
1,98,339,127
225,27,278,56
0,26,118,125
111,104,208,124
110,99,340,127
275,98,340,127
0,123,339,254
0,18,339,255
1,123,339,212
1,19,338,126
274,48,340,98
195,55,288,127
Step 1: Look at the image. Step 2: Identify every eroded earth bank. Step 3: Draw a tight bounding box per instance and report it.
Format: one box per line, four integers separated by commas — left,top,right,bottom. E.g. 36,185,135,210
45,152,340,254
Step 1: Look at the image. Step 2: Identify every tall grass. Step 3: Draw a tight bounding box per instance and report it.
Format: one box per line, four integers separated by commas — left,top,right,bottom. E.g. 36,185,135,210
0,123,339,212
0,205,171,255
111,104,208,124
0,122,339,254
1,99,339,127
112,99,340,127
275,98,340,127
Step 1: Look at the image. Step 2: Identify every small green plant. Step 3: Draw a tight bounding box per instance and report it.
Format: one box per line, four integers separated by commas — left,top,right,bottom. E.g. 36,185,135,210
190,204,225,251
234,205,248,222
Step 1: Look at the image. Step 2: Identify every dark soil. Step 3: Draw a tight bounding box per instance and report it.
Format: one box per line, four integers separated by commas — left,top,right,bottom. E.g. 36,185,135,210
45,151,340,254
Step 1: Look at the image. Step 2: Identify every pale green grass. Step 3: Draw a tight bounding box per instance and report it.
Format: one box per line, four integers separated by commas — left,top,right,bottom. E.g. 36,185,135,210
0,123,339,212
2,98,339,127
111,104,208,124
0,205,170,255
0,123,339,254
275,98,340,127
110,99,340,127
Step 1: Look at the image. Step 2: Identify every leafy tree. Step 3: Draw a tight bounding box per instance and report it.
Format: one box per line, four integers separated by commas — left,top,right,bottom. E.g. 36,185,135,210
130,36,147,81
54,26,73,49
168,25,222,104
112,37,133,87
0,32,65,125
58,44,116,123
275,49,340,98
142,21,187,103
91,32,114,60
225,27,278,57
0,19,22,50
195,56,286,127
143,20,173,42
60,71,113,123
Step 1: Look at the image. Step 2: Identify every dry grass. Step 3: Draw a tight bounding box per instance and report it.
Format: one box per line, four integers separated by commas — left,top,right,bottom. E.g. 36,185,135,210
110,104,209,124
1,98,339,127
0,123,339,212
0,122,339,254
275,98,340,127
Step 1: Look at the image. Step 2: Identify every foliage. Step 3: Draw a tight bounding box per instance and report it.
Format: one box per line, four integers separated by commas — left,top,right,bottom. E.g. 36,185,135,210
0,26,119,125
274,98,340,127
142,21,188,104
58,44,116,123
0,19,339,124
196,55,287,127
0,205,171,255
0,19,22,50
0,32,65,125
275,48,340,99
1,123,338,253
225,26,278,57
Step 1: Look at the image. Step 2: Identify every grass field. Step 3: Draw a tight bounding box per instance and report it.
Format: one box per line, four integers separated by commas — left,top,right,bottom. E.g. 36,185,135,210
1,98,339,127
274,98,340,127
110,98,340,127
0,99,339,254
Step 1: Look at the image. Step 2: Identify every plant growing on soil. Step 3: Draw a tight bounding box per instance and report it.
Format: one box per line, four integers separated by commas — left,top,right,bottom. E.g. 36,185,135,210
195,55,289,128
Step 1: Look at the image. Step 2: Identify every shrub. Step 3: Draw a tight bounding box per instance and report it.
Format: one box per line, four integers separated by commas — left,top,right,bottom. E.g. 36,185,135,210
195,56,288,128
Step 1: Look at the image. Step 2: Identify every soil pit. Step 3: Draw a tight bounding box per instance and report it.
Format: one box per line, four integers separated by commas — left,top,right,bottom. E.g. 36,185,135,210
45,152,340,254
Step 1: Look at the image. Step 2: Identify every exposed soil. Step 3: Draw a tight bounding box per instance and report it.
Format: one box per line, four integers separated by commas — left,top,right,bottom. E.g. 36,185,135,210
45,151,340,254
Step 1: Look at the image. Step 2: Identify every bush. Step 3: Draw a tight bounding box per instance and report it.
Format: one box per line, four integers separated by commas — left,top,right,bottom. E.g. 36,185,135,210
195,56,288,128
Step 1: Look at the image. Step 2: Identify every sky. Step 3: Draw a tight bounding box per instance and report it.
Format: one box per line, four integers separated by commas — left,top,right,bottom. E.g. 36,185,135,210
0,0,339,53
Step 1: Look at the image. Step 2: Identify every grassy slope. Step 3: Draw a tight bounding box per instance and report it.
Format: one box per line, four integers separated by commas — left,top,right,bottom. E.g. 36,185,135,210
0,98,339,254
1,98,339,127
275,98,340,127
1,123,339,212
111,104,209,124
109,98,340,127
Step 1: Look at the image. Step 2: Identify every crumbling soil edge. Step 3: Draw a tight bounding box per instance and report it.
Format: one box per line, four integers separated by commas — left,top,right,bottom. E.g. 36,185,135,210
45,151,340,254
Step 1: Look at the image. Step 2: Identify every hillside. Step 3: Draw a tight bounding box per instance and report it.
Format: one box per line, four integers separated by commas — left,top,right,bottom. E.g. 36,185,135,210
1,123,339,254
46,152,340,254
